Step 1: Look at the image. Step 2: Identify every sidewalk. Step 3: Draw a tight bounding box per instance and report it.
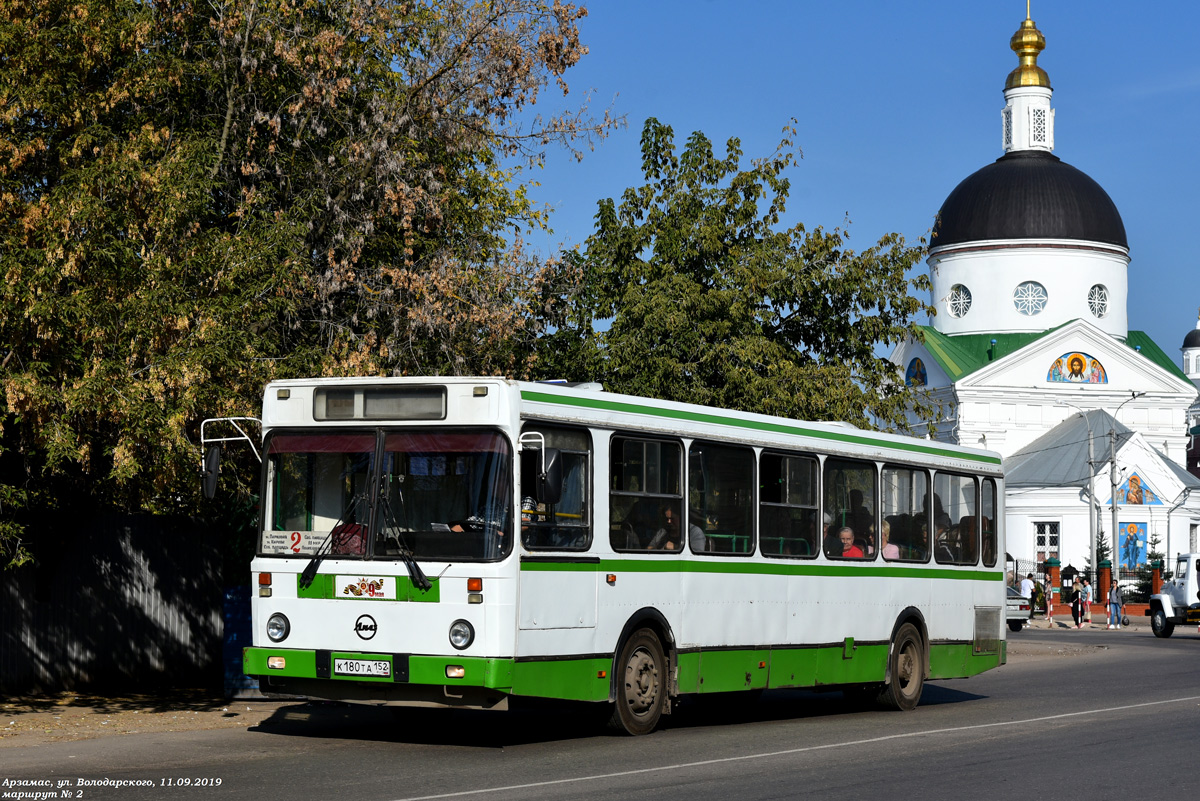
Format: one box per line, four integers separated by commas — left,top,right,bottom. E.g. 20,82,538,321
0,690,291,749
1024,605,1151,631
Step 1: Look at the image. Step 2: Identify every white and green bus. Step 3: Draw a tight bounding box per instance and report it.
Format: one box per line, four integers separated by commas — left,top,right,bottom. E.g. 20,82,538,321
216,377,1005,735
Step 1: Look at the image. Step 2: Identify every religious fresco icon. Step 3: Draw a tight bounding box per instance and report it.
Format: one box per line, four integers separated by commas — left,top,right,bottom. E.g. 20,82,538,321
905,357,927,387
1120,522,1148,569
1047,352,1107,383
1115,472,1160,505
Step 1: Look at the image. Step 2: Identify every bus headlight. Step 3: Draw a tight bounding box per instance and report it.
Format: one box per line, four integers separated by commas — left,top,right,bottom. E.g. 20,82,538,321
448,619,474,650
266,613,290,642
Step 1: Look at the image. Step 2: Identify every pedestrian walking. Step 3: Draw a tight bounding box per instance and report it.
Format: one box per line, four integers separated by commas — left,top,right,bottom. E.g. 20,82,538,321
1020,573,1036,627
1082,578,1093,625
1108,578,1124,629
1070,578,1083,628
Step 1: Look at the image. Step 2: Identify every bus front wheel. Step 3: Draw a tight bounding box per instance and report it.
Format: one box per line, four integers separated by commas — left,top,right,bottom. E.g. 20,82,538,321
880,623,924,711
608,628,666,735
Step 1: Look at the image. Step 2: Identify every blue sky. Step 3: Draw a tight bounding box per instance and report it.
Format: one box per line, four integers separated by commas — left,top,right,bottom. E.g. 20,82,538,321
519,1,1200,357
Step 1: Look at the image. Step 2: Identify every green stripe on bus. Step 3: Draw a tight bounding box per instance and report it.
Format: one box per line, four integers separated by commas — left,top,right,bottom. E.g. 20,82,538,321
512,658,611,701
295,573,442,602
929,643,1003,678
519,390,1002,466
243,642,1002,700
519,558,1002,582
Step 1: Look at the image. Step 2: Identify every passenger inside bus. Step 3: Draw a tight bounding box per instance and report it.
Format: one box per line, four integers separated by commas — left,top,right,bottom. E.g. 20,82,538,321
646,504,682,550
880,519,899,559
934,514,956,562
837,526,865,558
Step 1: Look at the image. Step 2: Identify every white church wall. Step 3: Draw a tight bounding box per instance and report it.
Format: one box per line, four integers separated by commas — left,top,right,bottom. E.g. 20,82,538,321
928,243,1129,338
1006,487,1094,570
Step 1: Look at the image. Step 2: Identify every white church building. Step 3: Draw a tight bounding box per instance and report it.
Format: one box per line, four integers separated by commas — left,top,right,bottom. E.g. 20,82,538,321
891,11,1200,574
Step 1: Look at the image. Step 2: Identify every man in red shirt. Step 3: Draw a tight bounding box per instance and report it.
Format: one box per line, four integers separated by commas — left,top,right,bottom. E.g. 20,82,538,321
838,526,864,558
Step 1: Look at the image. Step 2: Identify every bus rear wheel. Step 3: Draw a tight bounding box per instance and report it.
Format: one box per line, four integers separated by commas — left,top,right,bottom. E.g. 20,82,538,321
608,628,666,735
879,623,924,711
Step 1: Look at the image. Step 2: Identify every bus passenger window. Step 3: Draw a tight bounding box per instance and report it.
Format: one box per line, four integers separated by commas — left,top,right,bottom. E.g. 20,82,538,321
519,425,591,551
689,442,754,555
981,479,997,567
933,472,978,565
824,458,877,560
881,465,929,562
610,437,682,554
760,452,818,559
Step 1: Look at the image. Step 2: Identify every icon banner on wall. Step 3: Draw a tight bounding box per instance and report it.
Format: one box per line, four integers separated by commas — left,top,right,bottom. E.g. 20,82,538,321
905,357,927,387
1120,522,1147,569
1048,352,1107,383
1105,472,1161,506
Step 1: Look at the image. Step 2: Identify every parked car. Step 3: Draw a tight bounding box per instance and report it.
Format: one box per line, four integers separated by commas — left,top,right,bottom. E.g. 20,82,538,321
1007,586,1031,632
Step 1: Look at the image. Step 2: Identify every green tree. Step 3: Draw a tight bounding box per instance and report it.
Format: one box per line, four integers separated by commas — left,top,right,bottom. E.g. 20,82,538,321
0,0,612,568
1133,529,1170,602
541,118,935,428
1086,535,1112,577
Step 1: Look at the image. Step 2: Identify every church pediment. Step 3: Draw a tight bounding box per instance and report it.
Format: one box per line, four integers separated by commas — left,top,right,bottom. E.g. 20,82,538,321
956,320,1194,396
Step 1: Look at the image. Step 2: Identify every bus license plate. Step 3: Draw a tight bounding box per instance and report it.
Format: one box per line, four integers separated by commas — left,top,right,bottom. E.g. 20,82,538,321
334,658,391,678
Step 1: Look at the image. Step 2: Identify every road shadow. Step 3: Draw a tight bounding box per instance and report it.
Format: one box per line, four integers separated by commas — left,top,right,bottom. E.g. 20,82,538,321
3,689,240,716
250,699,605,747
249,683,988,747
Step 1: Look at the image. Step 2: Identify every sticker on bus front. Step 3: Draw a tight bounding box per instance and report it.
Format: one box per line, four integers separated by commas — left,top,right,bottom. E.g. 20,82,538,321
334,658,392,678
337,576,397,599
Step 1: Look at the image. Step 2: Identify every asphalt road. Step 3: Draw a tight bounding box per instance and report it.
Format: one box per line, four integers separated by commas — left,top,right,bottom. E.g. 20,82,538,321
6,627,1200,801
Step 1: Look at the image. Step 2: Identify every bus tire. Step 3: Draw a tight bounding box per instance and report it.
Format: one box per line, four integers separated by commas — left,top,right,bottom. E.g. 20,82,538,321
608,628,666,735
880,623,924,711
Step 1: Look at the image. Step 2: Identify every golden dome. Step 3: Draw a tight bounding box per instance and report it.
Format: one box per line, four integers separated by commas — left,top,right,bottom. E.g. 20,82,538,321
1006,15,1051,90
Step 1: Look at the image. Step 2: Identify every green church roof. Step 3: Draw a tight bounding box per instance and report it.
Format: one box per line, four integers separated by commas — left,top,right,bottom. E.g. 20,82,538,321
915,324,1188,383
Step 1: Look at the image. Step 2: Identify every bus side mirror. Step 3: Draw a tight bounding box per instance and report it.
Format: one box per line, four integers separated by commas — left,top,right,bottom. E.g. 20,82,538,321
538,448,562,506
202,445,221,499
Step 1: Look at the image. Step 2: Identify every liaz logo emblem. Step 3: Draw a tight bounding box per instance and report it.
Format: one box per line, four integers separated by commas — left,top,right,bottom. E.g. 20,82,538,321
354,614,378,640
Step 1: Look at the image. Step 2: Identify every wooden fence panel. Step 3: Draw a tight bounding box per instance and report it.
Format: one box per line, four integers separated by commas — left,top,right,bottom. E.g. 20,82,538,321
0,514,222,693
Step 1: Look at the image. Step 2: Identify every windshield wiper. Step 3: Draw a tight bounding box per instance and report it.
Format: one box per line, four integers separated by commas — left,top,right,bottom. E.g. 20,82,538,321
378,478,431,592
299,492,363,589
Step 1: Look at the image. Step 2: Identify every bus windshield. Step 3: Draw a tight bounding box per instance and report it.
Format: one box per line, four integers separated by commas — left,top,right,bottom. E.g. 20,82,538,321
262,429,513,561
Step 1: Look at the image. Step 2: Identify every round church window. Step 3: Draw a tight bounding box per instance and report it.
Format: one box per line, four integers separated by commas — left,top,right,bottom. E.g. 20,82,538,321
948,284,972,318
1088,284,1108,318
1013,281,1047,316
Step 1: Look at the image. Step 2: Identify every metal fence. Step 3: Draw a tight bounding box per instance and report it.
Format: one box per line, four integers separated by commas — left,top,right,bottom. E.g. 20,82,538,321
0,513,223,694
1004,556,1161,606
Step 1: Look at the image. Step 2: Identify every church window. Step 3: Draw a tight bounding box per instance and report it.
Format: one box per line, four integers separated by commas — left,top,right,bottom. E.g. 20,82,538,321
1003,108,1012,149
1088,284,1108,318
1013,281,1047,316
1034,521,1059,562
1185,355,1191,374
1031,108,1047,145
948,284,972,318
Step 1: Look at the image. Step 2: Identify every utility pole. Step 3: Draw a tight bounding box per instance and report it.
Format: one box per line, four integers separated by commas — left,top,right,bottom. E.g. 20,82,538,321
1086,425,1096,579
1063,404,1098,581
1110,423,1120,573
1110,392,1146,578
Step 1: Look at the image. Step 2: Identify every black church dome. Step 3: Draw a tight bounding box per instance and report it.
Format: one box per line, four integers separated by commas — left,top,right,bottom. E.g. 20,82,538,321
931,150,1127,250
1183,328,1200,349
